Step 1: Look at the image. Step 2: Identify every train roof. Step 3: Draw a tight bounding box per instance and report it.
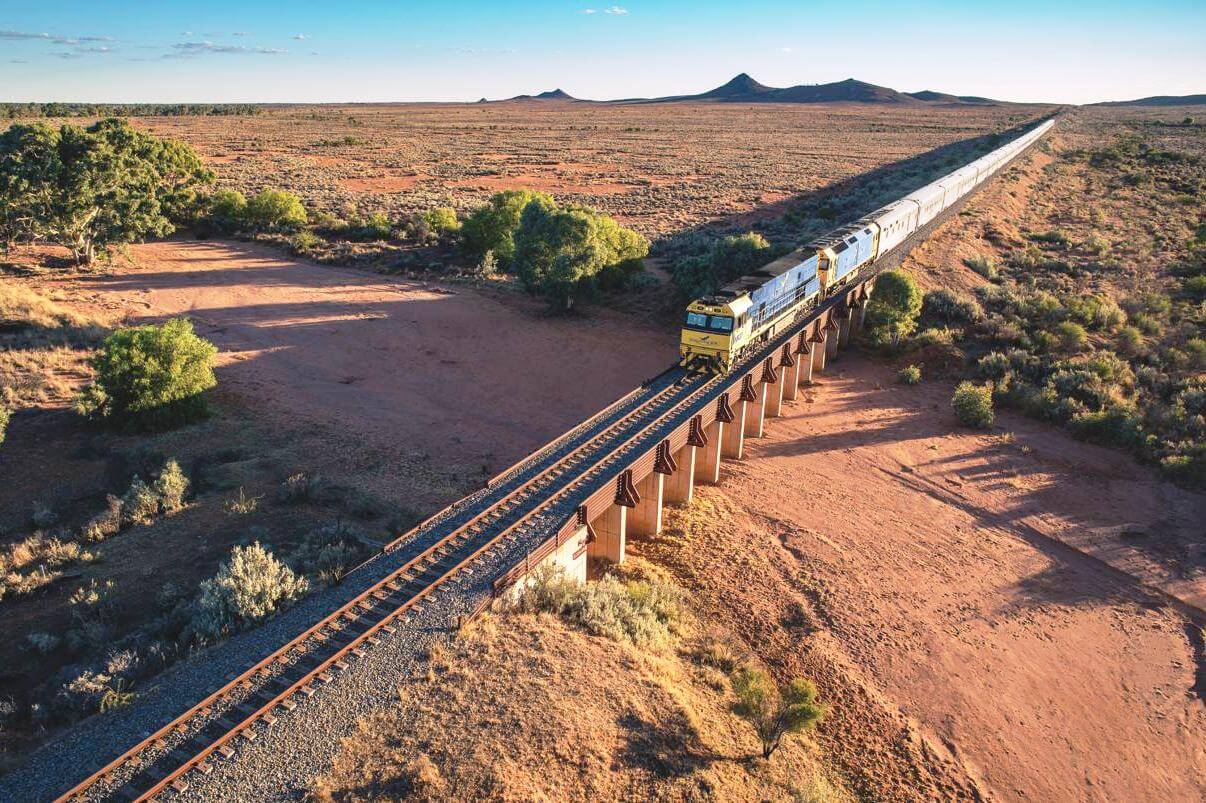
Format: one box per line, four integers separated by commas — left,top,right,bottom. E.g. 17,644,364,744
702,245,816,303
807,220,875,253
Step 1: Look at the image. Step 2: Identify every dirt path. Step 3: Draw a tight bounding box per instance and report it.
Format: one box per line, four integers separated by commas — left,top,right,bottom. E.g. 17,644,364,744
55,239,676,481
637,360,1204,802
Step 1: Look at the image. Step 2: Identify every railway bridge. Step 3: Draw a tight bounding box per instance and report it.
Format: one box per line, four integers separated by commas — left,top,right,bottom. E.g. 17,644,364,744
12,120,1057,803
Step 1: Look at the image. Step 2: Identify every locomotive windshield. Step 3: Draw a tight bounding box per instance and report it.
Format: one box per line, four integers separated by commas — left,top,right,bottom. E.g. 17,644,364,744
709,316,733,331
685,311,709,329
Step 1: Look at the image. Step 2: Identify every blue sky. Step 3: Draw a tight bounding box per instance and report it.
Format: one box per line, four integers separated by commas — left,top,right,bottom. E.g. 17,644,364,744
1,1,1202,104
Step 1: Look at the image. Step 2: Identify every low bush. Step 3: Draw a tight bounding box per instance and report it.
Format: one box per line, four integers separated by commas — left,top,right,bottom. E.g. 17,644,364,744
0,404,9,445
189,542,309,644
963,254,999,280
511,565,682,649
207,188,247,233
289,230,321,255
897,365,922,385
1054,321,1088,352
245,189,308,232
864,270,923,345
952,381,994,428
75,318,217,430
921,289,981,326
290,521,369,585
278,472,325,504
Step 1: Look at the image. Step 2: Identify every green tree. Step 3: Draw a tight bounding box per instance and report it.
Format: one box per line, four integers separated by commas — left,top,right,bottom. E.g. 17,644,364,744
0,118,213,264
512,199,649,310
245,189,307,232
422,206,460,239
864,269,923,344
75,317,218,429
731,667,827,759
460,189,552,265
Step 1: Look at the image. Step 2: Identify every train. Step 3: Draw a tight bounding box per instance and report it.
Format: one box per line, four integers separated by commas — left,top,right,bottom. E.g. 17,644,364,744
679,118,1055,373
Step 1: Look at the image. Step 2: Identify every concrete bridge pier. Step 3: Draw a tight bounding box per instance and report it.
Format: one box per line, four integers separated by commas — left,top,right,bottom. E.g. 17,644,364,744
629,471,664,537
811,328,828,375
742,374,766,438
586,470,639,572
664,442,696,505
825,318,841,362
764,358,785,419
797,337,814,385
696,418,723,484
719,391,746,459
837,307,853,348
781,346,800,402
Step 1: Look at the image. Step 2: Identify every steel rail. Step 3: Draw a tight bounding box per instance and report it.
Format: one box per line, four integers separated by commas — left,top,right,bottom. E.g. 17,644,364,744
54,375,703,803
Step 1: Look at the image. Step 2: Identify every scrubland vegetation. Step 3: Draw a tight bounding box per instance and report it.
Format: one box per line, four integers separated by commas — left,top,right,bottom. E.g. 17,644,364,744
863,113,1205,485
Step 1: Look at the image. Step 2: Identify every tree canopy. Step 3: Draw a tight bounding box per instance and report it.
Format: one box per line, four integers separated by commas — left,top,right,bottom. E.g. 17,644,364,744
863,269,923,344
0,118,212,264
460,189,554,266
512,197,649,310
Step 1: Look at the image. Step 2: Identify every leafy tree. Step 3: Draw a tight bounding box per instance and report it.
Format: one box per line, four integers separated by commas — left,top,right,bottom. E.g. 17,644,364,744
189,542,308,643
864,269,923,344
671,231,771,298
0,118,212,264
0,404,8,446
730,667,826,759
512,198,649,310
75,317,217,429
460,189,552,265
245,189,307,232
952,381,994,428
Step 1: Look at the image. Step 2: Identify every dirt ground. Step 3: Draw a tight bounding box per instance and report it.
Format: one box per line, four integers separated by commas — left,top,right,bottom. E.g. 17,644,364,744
634,359,1204,802
127,102,1044,236
48,239,676,493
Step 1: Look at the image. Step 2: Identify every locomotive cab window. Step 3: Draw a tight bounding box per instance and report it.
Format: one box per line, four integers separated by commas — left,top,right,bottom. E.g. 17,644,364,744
709,315,733,332
685,311,709,329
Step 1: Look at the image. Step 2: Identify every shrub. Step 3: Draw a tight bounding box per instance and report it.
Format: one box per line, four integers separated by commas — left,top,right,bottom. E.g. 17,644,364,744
1083,232,1111,257
976,351,1011,386
290,521,367,585
81,495,123,542
1117,325,1145,356
223,487,262,516
289,230,321,255
897,365,922,385
190,542,309,643
278,472,325,504
460,189,552,265
1184,275,1206,301
731,667,826,759
0,404,8,445
245,189,307,232
1032,229,1070,246
153,459,189,514
1067,295,1125,331
75,318,217,429
422,207,460,238
864,270,923,344
25,631,61,655
671,232,771,298
1054,321,1088,352
963,255,999,280
952,381,994,428
121,476,159,526
511,566,681,649
208,188,248,232
921,289,981,326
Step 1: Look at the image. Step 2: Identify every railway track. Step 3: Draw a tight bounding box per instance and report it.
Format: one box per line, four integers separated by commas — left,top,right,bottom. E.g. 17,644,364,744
57,366,722,802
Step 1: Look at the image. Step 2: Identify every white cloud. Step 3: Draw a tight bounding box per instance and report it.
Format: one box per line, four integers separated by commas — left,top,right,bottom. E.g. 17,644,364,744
232,31,250,37
293,33,309,40
780,46,793,53
604,5,628,14
171,41,287,56
581,8,597,13
0,30,113,45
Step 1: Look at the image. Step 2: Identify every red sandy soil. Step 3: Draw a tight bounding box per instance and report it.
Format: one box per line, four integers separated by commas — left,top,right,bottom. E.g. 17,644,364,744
51,239,676,488
641,360,1204,802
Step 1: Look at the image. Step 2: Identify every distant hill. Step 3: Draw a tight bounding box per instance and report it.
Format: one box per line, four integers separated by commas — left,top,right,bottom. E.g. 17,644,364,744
1092,94,1206,107
489,88,578,103
906,90,998,105
634,75,1001,105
